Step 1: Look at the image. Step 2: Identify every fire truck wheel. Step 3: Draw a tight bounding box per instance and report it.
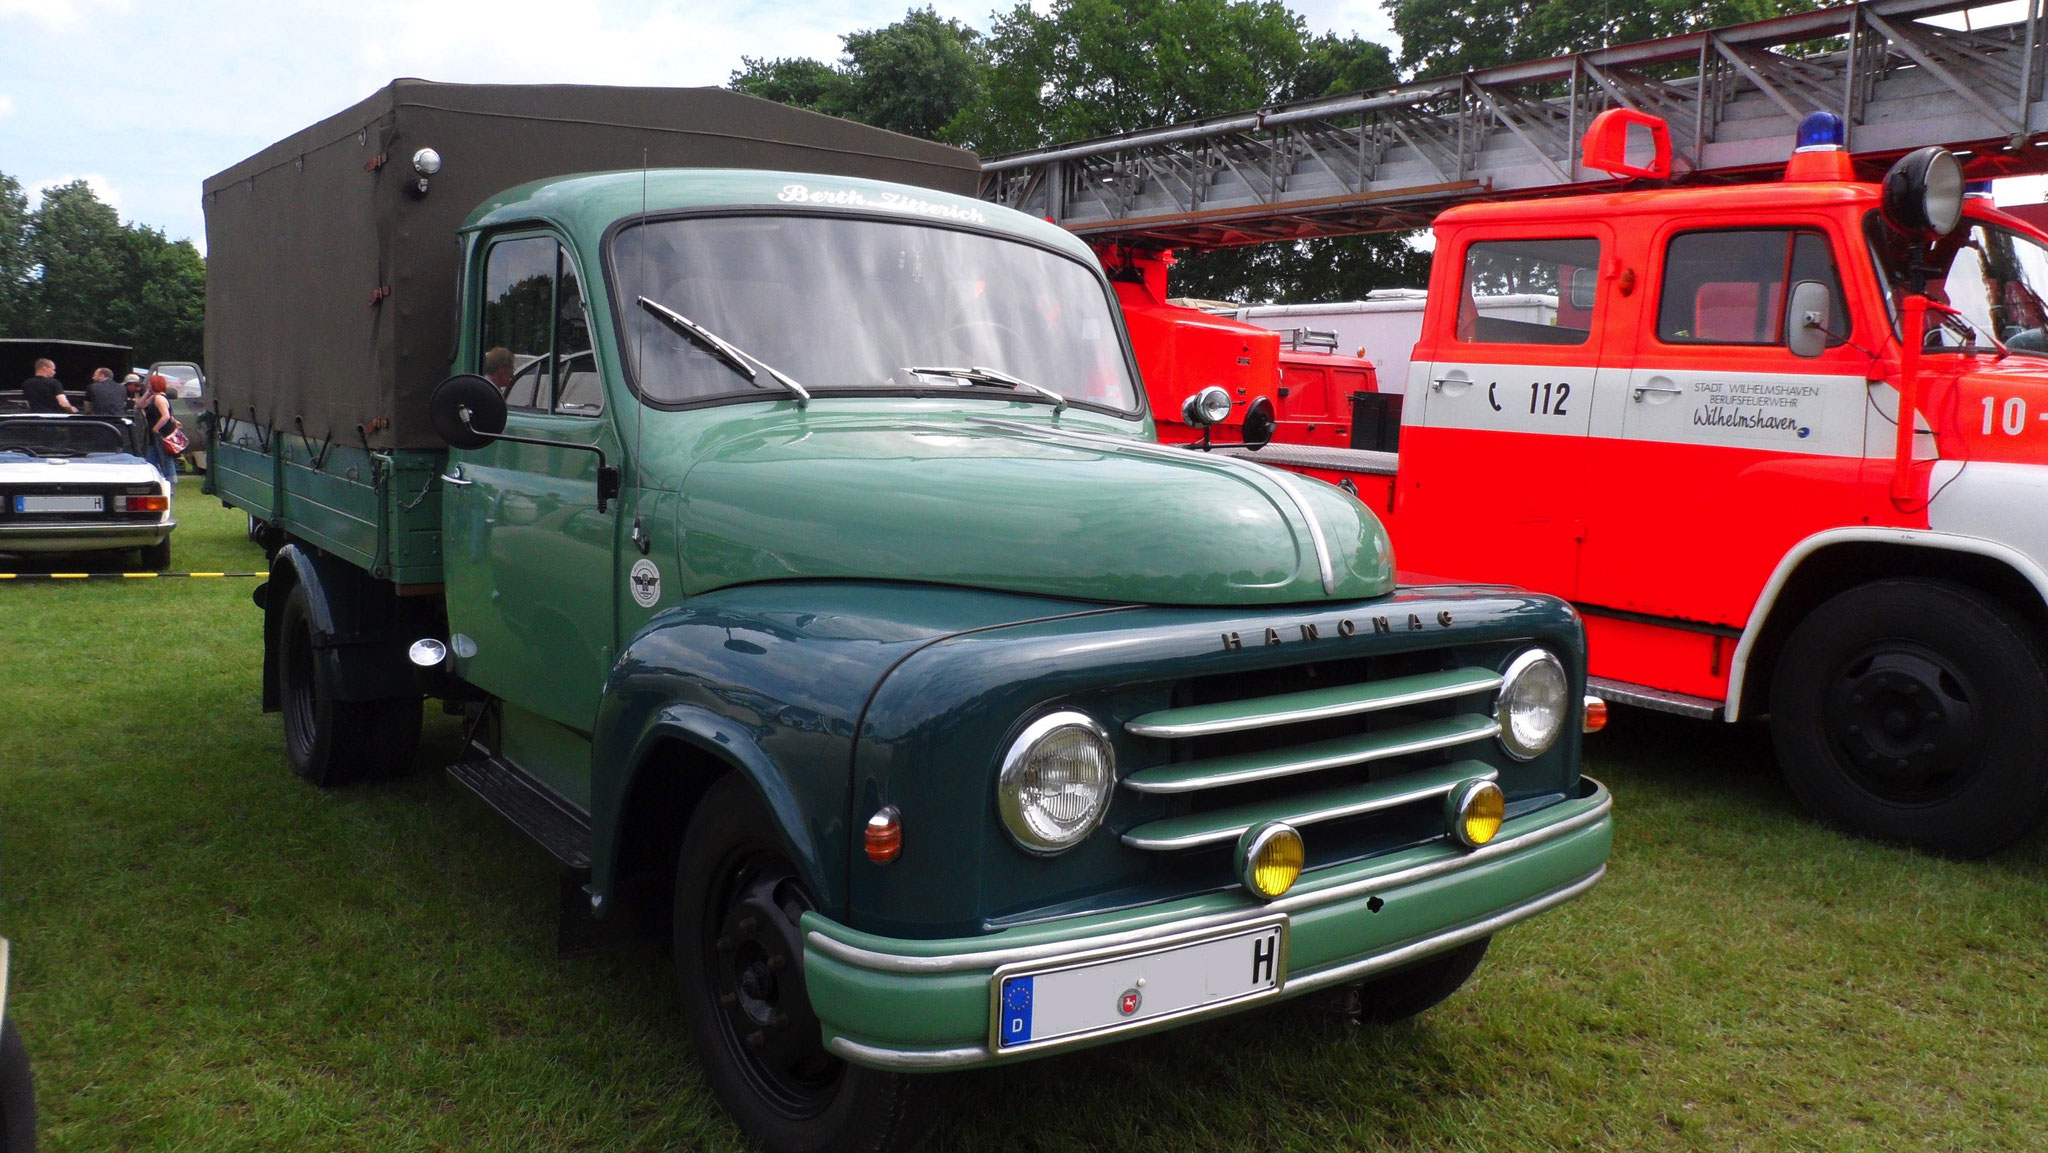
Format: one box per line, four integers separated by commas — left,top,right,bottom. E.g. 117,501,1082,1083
1345,936,1490,1025
674,775,945,1153
277,583,424,787
1770,579,2048,857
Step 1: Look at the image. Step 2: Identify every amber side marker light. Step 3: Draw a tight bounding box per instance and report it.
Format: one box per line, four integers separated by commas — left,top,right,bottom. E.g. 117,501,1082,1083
1445,779,1505,849
1583,695,1609,734
1237,822,1304,900
865,806,903,863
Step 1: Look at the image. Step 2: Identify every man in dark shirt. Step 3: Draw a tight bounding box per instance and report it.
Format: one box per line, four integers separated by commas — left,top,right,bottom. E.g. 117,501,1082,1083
85,367,128,415
20,359,77,413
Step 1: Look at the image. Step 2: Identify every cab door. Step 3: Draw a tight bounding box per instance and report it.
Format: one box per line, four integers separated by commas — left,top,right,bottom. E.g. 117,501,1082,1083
444,232,618,749
1396,227,1623,595
1577,224,1870,632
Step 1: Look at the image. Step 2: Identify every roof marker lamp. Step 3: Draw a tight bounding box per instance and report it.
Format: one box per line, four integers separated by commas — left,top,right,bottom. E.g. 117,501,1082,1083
1445,778,1505,849
1496,648,1569,760
408,147,442,199
998,711,1116,855
1237,821,1304,900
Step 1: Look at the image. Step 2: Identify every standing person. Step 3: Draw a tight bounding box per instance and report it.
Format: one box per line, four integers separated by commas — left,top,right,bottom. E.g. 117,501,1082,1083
139,373,178,480
85,367,127,415
19,359,77,413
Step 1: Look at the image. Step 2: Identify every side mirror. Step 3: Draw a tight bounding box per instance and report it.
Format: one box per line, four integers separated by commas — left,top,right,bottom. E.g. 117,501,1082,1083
429,373,507,450
1242,396,1276,450
1786,281,1832,359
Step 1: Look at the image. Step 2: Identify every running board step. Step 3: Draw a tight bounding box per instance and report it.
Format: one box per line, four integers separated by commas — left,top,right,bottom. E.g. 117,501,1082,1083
1585,676,1723,721
446,755,593,870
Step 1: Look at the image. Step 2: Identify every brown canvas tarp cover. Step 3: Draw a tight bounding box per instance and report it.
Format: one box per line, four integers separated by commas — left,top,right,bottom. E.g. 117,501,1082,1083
203,80,981,450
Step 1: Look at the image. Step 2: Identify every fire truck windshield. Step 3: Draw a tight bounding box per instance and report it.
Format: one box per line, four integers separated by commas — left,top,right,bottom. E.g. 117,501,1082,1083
610,214,1139,410
1868,212,2048,356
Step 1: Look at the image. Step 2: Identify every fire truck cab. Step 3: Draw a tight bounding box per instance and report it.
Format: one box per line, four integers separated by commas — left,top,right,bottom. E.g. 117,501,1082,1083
1179,113,2048,857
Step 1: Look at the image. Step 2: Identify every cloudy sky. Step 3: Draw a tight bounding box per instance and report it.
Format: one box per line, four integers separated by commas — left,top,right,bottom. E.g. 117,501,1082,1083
0,0,1396,251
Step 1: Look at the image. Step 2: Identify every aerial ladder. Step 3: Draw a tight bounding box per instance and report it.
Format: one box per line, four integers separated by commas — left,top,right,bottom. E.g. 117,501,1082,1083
979,0,2048,247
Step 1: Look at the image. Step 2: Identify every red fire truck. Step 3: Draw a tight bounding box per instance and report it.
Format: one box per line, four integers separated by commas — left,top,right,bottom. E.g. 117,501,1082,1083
1124,111,2048,858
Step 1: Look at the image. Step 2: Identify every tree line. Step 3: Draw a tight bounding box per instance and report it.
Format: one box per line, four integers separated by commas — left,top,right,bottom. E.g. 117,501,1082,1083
0,174,205,364
732,0,1814,301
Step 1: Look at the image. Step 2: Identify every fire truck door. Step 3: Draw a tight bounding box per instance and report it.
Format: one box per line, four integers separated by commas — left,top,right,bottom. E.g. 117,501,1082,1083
1399,231,1618,597
1578,226,1869,630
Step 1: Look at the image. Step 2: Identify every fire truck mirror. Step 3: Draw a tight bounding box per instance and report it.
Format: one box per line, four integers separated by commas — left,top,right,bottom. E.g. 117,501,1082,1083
1242,395,1276,450
1786,281,1832,359
1567,268,1599,311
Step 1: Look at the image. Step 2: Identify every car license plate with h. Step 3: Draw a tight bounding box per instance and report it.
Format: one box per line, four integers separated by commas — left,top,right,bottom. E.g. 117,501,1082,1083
991,915,1287,1054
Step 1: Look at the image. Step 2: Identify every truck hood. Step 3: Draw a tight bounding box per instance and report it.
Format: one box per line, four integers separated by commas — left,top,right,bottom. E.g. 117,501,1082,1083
676,413,1392,605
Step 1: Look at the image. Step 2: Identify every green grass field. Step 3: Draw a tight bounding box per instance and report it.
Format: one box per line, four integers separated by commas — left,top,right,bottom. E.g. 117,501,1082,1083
2,481,2045,1150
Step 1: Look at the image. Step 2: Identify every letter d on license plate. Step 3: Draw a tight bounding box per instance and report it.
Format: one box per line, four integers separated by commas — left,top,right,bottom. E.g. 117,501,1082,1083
991,915,1286,1053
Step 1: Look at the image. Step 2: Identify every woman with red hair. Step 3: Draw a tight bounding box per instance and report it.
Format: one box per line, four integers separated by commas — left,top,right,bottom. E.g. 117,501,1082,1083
141,373,180,480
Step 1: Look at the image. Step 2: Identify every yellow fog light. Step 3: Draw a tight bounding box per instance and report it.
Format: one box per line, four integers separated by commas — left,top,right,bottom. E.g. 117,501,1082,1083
1445,778,1505,849
1237,822,1304,900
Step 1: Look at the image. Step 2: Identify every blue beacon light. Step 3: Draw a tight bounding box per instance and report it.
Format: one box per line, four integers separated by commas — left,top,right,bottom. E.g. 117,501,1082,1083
1795,111,1847,152
1966,179,1995,199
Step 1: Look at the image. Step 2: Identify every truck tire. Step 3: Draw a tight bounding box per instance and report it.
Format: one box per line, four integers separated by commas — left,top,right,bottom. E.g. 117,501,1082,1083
277,583,422,787
1770,579,2048,857
674,775,942,1153
0,1017,35,1153
139,539,171,572
1346,936,1490,1024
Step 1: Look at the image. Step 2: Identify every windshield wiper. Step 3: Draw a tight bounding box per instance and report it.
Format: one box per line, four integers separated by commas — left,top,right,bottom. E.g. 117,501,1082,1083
637,296,810,407
904,365,1067,411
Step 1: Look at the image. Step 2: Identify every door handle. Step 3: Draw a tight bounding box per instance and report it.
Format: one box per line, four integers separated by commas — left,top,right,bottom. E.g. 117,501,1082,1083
440,467,473,487
1430,377,1461,392
1631,383,1683,402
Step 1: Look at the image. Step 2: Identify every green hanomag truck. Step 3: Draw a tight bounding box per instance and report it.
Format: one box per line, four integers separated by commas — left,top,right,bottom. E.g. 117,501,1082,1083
204,82,1614,1152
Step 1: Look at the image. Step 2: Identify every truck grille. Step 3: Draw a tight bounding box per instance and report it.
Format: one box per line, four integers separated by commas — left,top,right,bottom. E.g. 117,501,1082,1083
1118,659,1505,851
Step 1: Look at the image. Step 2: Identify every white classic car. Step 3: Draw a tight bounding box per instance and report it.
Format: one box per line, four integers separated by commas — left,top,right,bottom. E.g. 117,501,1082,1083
0,413,175,568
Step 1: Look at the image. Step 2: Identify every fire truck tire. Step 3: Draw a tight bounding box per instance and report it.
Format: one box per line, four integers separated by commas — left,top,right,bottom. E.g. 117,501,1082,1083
1346,936,1490,1024
674,775,944,1153
277,583,424,787
1769,579,2048,857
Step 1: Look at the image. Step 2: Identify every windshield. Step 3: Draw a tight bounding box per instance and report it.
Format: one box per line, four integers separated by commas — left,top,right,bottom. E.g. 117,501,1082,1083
0,417,129,455
611,214,1138,410
1869,211,2048,354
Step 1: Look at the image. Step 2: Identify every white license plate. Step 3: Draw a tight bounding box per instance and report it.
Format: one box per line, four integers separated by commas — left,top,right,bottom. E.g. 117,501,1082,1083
993,916,1286,1052
14,495,102,513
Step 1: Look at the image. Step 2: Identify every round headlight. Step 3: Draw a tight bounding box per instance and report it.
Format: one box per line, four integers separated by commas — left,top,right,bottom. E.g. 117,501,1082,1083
1181,386,1233,427
1882,146,1964,238
1496,649,1568,760
998,711,1116,854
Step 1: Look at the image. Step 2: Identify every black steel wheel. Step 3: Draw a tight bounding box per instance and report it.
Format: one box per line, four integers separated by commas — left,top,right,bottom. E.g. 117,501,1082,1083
0,1018,35,1153
276,583,422,787
1346,936,1490,1024
1771,579,2048,857
673,775,941,1153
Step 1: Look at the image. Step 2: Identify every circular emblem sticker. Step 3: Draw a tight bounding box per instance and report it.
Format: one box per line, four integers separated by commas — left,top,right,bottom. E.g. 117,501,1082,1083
628,558,662,608
1117,988,1142,1017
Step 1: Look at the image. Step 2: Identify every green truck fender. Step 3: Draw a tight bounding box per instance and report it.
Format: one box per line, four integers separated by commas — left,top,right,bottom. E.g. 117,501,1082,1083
585,581,1118,919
